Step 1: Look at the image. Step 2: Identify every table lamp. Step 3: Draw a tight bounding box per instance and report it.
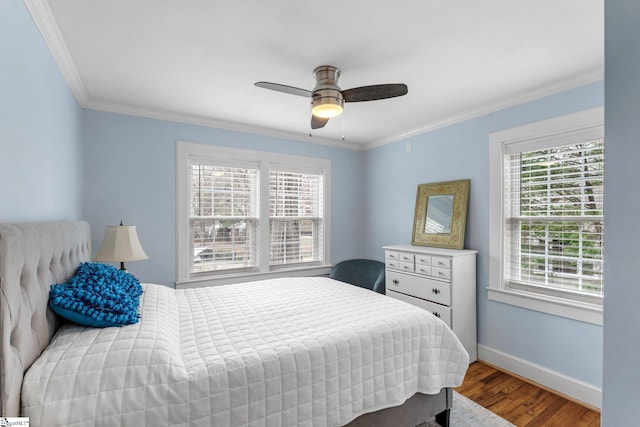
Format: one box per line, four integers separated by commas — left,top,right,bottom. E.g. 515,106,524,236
94,221,148,271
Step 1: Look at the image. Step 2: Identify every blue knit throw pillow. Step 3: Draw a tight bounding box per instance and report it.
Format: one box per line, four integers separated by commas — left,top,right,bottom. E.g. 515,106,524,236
49,262,143,328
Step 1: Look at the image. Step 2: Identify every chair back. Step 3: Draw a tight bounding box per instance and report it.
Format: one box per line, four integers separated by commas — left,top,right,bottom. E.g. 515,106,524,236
329,259,386,294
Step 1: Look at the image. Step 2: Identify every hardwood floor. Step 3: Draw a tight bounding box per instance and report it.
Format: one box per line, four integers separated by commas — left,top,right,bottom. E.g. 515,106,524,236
456,361,600,426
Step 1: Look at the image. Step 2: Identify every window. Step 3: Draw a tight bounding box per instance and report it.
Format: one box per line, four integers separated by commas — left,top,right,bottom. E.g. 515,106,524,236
177,142,331,286
505,139,604,298
189,164,258,274
489,107,604,324
269,170,324,267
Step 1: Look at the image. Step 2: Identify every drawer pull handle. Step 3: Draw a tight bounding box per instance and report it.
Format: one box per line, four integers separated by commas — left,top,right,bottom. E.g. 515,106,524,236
438,271,445,276
393,279,399,285
433,312,441,318
432,288,440,295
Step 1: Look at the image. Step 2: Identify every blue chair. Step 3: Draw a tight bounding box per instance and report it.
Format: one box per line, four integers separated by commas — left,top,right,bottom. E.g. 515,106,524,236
329,259,386,294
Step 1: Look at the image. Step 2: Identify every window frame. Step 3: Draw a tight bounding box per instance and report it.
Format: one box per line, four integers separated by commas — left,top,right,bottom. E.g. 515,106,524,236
488,107,604,325
176,141,331,288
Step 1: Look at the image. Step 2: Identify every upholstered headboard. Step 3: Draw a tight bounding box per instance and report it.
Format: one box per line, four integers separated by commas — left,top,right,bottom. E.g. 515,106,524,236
0,221,90,416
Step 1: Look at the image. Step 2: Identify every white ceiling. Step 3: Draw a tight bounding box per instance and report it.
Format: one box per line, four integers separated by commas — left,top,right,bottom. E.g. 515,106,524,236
28,0,603,149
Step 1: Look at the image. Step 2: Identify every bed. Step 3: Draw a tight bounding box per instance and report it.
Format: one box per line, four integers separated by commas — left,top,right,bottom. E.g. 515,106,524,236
0,221,469,426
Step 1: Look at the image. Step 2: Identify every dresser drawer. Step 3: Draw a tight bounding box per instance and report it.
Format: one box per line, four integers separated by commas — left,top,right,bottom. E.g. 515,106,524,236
385,251,399,262
431,266,451,280
431,256,451,269
398,262,415,273
415,254,432,266
387,290,452,327
414,264,432,276
398,252,415,263
386,259,399,270
387,270,451,306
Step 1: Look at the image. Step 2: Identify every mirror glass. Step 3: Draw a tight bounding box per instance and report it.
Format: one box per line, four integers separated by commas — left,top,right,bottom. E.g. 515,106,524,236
424,195,454,234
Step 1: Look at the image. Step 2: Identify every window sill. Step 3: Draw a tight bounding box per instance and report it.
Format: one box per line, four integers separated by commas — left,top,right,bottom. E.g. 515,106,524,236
176,265,333,289
487,287,603,325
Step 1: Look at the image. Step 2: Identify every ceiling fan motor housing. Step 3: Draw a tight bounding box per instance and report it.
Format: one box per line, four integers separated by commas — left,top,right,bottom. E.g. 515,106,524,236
311,65,344,118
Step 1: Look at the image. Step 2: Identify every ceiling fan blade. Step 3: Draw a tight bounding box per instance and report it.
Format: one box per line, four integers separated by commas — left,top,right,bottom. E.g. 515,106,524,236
342,84,408,103
255,81,312,98
311,115,329,129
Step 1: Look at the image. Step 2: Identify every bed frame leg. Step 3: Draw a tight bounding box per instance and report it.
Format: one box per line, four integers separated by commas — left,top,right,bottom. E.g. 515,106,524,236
435,408,450,427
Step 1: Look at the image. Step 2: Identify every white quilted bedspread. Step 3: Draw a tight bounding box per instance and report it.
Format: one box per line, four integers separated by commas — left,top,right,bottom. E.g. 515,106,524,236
22,277,469,426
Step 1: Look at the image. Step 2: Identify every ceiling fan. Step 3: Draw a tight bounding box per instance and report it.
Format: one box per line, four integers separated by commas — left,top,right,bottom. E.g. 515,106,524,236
255,65,408,130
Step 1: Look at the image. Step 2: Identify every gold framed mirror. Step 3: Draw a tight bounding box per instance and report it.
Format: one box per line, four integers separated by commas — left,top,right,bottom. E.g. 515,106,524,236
411,179,470,249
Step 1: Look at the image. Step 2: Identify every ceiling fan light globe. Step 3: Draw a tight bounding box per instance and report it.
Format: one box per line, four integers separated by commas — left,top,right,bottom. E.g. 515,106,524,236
312,103,344,118
311,91,344,118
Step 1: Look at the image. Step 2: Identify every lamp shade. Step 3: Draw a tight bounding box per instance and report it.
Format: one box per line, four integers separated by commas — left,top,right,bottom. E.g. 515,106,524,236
94,225,148,266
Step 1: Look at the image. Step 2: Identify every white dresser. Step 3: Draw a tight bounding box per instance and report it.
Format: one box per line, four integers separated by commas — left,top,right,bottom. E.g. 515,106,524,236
383,244,477,362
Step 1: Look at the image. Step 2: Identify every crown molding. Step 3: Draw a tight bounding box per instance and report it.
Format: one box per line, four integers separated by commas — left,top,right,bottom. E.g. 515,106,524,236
24,0,89,106
85,99,364,151
362,68,604,150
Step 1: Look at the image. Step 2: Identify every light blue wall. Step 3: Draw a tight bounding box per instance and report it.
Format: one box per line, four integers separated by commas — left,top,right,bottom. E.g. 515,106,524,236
603,0,640,424
0,0,83,222
82,111,364,285
363,81,604,388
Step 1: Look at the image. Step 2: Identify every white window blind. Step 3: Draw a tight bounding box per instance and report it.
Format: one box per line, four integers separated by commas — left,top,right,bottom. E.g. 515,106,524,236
269,170,323,266
504,138,604,302
189,163,258,274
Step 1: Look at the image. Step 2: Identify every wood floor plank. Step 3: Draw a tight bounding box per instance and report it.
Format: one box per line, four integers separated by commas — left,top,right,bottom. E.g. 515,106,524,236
456,361,601,427
544,401,593,427
523,391,561,419
496,385,544,421
525,397,576,427
588,415,602,427
578,409,601,426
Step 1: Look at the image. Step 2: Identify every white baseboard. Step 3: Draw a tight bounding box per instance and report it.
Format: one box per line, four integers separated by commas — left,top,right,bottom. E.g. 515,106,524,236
477,344,601,409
